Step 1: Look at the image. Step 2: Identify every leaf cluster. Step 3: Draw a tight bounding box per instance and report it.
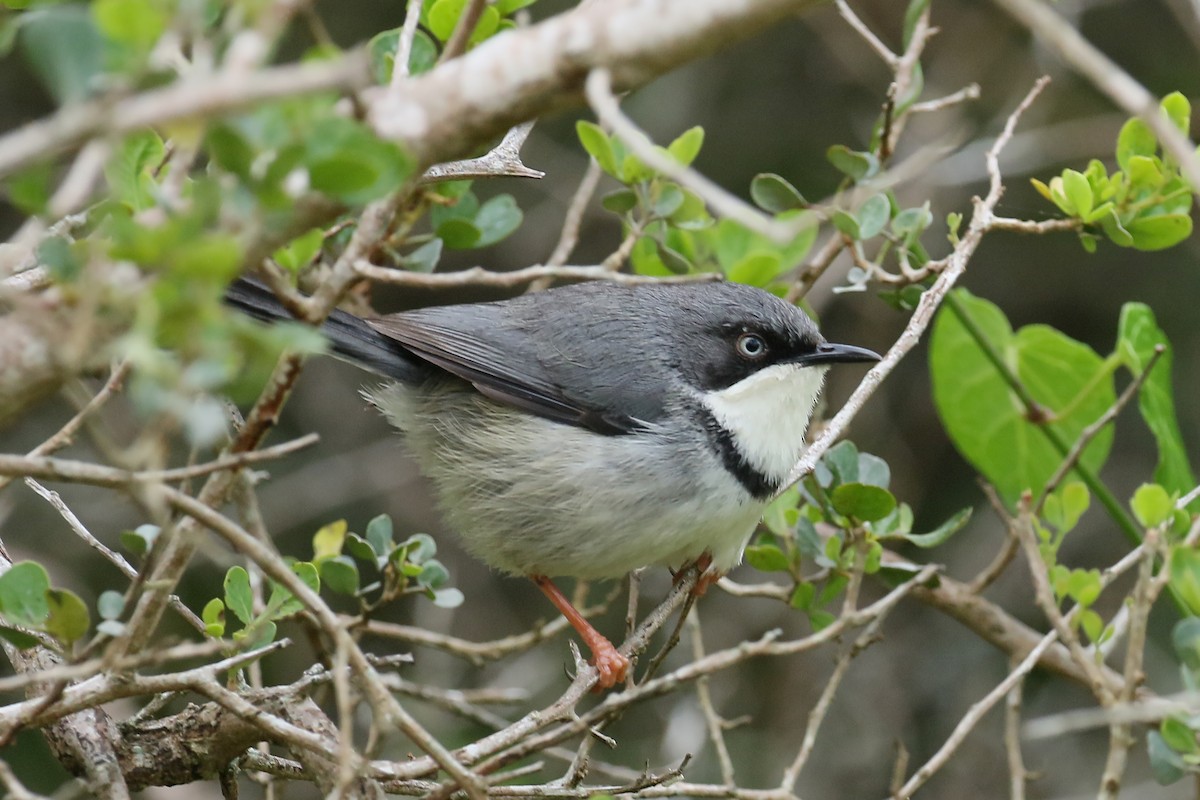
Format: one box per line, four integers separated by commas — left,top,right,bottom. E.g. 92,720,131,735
749,441,970,631
1033,92,1194,252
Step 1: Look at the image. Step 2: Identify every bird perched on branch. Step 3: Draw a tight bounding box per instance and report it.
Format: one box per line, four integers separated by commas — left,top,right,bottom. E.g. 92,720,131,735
225,277,878,688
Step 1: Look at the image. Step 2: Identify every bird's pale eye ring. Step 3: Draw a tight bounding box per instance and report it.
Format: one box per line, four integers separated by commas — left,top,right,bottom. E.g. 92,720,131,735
735,332,768,359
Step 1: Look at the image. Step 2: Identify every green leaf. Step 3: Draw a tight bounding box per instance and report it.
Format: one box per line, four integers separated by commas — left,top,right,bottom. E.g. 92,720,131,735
671,188,712,229
902,0,930,47
892,507,973,548
0,626,41,649
308,156,379,197
206,124,255,180
320,556,361,596
106,130,165,211
601,189,638,215
346,534,378,563
1066,568,1102,607
224,567,254,625
1061,169,1093,219
1098,206,1134,247
238,619,277,650
1132,483,1173,528
428,0,499,43
655,240,692,274
473,194,523,247
0,562,51,627
790,581,815,610
749,173,806,213
436,218,482,249
1148,730,1188,785
1077,608,1104,642
1059,482,1090,531
273,228,325,273
856,193,891,239
1160,716,1198,755
727,252,783,287
832,209,860,239
202,598,226,638
744,544,791,572
808,609,837,632
400,532,437,564
856,453,891,489
1161,91,1191,135
266,562,320,619
304,118,414,204
92,0,166,49
1117,304,1195,500
368,27,438,82
826,145,879,182
311,519,347,562
892,203,932,245
666,126,704,166
823,440,860,485
576,121,617,177
44,589,89,645
1170,547,1200,616
831,483,896,522
498,0,539,13
401,238,443,273
97,590,124,620
37,236,82,282
1172,617,1200,671
651,183,684,217
929,290,1116,505
6,161,53,215
366,514,395,558
433,587,465,608
1126,214,1192,251
416,559,450,589
1116,118,1157,172
20,5,105,104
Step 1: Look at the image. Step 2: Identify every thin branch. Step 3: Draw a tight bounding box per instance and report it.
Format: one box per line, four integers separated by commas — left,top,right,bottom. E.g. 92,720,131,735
24,478,205,633
354,259,720,288
687,613,736,787
991,0,1200,192
547,160,604,268
0,53,372,179
835,0,898,66
439,0,488,63
785,76,1053,488
893,627,1060,799
421,121,545,182
909,83,982,114
1004,657,1027,800
584,69,798,244
1035,345,1164,509
391,0,424,86
0,361,131,493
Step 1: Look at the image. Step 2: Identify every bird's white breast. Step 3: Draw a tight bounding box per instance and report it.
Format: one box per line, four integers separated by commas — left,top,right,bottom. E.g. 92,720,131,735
702,363,828,486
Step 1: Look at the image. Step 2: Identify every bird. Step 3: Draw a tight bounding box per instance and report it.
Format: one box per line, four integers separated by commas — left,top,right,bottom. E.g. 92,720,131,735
225,277,879,688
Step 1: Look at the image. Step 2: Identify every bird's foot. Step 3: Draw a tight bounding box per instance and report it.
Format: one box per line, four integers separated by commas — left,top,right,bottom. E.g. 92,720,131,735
531,574,630,692
589,639,631,691
672,552,720,595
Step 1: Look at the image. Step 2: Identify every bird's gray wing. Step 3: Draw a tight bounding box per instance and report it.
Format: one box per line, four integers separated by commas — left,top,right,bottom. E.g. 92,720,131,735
366,310,644,436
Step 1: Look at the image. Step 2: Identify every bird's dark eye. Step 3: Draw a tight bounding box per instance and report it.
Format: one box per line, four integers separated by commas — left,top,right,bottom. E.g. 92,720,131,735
735,332,768,359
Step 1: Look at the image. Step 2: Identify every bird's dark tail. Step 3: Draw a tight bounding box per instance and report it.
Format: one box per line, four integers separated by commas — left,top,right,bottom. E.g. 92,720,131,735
224,278,426,383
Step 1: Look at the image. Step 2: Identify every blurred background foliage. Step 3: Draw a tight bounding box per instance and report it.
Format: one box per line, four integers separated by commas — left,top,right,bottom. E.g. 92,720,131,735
2,0,1200,797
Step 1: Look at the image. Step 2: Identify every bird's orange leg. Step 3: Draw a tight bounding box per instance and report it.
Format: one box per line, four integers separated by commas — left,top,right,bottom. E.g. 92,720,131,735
531,575,630,690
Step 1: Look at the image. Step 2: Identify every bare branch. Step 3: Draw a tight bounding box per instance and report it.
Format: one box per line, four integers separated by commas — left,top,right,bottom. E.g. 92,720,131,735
991,0,1200,192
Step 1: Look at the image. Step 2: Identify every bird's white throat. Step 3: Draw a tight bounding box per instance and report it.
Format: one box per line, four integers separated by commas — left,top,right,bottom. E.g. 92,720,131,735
702,363,828,485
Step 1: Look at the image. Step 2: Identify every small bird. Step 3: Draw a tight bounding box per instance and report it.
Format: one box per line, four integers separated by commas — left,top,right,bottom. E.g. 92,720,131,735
226,278,879,687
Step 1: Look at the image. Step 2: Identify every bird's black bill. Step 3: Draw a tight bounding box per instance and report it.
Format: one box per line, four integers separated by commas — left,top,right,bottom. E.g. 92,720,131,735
793,341,882,366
